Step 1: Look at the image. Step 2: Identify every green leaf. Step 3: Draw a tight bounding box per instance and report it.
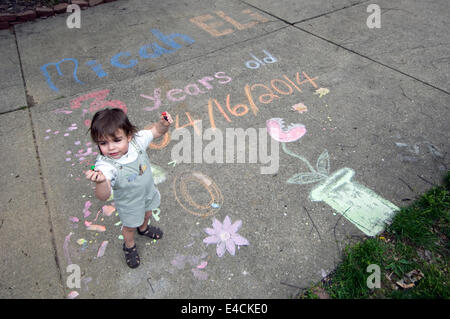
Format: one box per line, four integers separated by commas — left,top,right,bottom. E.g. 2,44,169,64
316,150,330,175
287,172,326,185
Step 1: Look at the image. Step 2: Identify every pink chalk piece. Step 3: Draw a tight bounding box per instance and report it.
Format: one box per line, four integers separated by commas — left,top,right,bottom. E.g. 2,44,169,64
66,151,72,155
46,129,51,133
87,224,106,232
66,158,71,162
67,291,79,299
84,221,92,227
196,261,208,269
54,131,59,134
69,216,79,223
83,200,92,218
63,232,73,265
102,205,116,216
97,241,108,258
64,133,70,137
75,141,81,145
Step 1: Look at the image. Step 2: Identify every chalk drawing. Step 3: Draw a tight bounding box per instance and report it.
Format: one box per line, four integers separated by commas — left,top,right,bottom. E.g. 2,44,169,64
267,118,399,237
173,171,223,217
169,253,209,280
70,89,127,127
314,87,330,98
309,167,399,236
291,103,308,113
203,215,249,257
395,141,445,167
266,118,307,143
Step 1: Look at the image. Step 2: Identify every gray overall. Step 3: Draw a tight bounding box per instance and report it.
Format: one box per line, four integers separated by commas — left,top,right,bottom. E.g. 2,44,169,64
97,139,160,227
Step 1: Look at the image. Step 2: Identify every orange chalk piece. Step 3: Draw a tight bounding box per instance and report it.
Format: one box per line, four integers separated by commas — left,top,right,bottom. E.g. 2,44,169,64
87,224,106,232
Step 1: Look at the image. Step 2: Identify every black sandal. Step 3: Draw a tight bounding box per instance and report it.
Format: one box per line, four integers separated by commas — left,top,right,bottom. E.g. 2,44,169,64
137,225,163,240
123,243,140,268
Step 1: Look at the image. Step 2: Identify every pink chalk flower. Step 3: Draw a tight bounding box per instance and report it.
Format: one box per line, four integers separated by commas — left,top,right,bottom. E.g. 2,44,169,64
266,118,306,143
203,216,249,257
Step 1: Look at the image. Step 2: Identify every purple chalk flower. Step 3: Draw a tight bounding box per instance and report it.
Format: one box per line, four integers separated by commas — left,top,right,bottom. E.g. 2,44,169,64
203,216,249,257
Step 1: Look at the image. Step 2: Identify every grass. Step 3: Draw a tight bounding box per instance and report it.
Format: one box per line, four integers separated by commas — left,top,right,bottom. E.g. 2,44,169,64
299,171,449,299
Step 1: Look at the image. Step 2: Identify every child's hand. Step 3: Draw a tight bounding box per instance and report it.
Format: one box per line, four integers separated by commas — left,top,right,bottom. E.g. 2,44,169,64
85,169,106,184
160,112,173,127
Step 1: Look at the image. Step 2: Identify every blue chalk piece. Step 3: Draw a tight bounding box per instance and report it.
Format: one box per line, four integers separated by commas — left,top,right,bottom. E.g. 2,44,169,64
211,203,220,209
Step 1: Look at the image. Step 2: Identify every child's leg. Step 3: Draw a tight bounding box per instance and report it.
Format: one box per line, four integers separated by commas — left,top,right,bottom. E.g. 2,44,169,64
138,211,152,232
122,226,136,248
137,210,163,239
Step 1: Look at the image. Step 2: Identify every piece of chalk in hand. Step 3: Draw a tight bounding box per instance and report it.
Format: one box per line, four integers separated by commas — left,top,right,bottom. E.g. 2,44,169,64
162,112,168,121
91,165,96,171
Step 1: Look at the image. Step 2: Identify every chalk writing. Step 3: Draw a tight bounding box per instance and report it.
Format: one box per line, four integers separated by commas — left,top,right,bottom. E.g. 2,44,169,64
140,72,232,111
245,50,278,69
41,29,195,92
190,9,268,37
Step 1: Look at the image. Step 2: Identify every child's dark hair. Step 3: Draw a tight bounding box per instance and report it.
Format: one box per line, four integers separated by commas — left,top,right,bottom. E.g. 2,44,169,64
89,108,138,143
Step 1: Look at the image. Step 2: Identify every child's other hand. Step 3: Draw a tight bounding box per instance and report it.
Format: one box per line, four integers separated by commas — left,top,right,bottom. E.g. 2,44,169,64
84,169,106,184
160,112,173,127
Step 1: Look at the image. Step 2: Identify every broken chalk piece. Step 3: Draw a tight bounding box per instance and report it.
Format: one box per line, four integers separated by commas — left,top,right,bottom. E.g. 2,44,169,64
197,261,208,269
102,205,116,216
67,291,79,299
97,241,108,258
87,224,106,232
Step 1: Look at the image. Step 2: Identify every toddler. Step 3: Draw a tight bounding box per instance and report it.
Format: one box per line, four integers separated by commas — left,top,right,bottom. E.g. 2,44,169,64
85,108,172,268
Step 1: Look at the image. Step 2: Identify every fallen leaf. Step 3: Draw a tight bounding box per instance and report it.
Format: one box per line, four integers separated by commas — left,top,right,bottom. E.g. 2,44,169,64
396,269,424,289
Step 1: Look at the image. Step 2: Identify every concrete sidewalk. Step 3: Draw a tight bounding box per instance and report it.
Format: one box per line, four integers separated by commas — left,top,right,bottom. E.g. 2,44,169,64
0,0,449,298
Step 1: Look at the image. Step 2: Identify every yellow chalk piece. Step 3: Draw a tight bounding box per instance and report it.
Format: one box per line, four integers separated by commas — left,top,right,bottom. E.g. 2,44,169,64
76,238,87,245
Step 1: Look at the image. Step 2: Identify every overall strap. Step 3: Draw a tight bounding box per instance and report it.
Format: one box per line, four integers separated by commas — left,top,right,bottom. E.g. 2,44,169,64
130,139,144,154
97,154,122,169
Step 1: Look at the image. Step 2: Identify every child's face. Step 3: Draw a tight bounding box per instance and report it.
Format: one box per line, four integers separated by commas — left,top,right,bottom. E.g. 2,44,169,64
97,129,132,159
